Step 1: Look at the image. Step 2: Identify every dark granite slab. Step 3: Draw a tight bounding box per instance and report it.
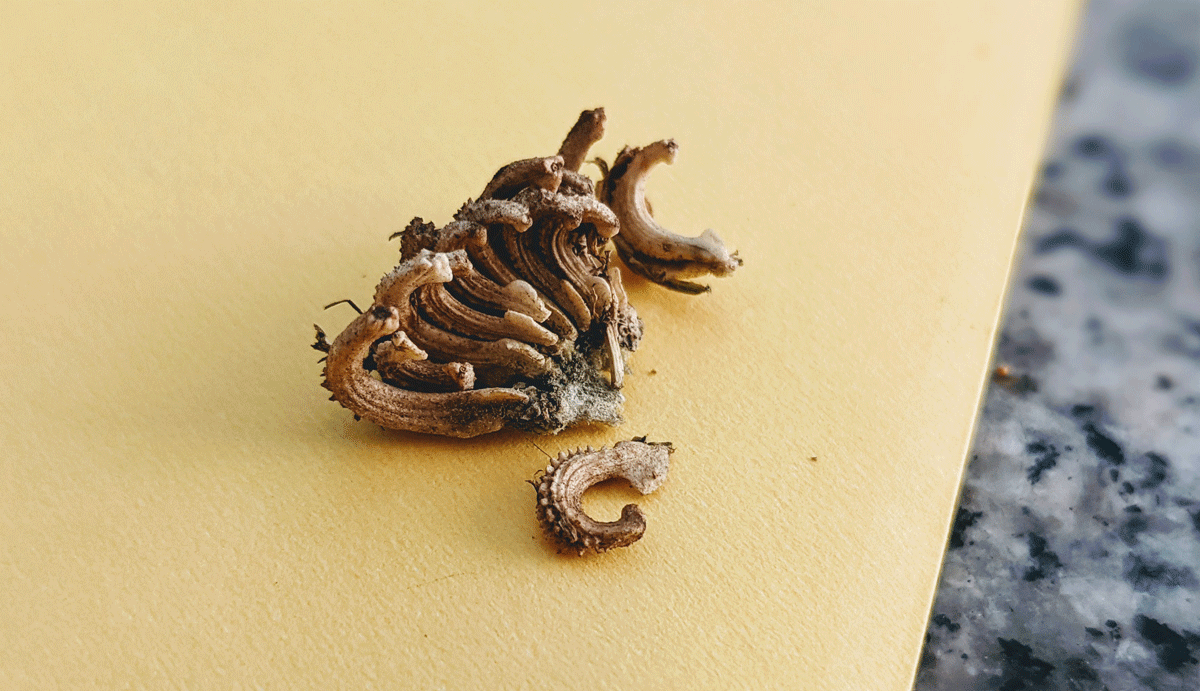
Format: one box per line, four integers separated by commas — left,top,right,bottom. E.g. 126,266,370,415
915,1,1200,689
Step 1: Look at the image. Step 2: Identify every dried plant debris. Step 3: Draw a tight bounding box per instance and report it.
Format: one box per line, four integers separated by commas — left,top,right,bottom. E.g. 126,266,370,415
532,438,674,555
317,109,738,437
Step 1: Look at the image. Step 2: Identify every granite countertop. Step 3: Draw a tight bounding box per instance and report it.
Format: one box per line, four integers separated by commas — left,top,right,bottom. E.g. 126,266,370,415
915,1,1200,689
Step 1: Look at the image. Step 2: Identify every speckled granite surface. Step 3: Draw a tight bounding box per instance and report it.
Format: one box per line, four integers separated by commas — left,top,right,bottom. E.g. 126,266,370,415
915,1,1200,689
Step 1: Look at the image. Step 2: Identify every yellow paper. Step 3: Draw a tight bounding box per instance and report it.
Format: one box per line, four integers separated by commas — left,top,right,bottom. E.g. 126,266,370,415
1,2,1077,688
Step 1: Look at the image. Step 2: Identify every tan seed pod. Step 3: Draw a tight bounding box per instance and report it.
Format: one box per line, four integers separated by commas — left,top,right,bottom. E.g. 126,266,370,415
531,438,674,555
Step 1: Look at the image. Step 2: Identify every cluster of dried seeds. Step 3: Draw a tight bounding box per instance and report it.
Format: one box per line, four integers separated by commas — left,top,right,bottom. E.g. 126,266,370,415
316,108,738,438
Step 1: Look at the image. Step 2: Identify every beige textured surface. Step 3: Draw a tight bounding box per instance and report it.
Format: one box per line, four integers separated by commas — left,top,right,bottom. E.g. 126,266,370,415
0,2,1076,689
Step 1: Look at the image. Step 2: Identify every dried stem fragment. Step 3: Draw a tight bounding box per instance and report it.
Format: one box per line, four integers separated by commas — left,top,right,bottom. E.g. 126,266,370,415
600,139,742,294
532,438,674,554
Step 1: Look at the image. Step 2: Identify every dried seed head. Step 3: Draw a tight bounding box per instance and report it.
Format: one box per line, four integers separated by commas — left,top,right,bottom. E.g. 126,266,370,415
318,110,734,437
533,439,674,554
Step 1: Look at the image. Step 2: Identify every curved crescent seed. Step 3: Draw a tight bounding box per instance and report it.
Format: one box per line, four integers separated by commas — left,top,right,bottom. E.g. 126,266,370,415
531,438,674,555
600,139,742,294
